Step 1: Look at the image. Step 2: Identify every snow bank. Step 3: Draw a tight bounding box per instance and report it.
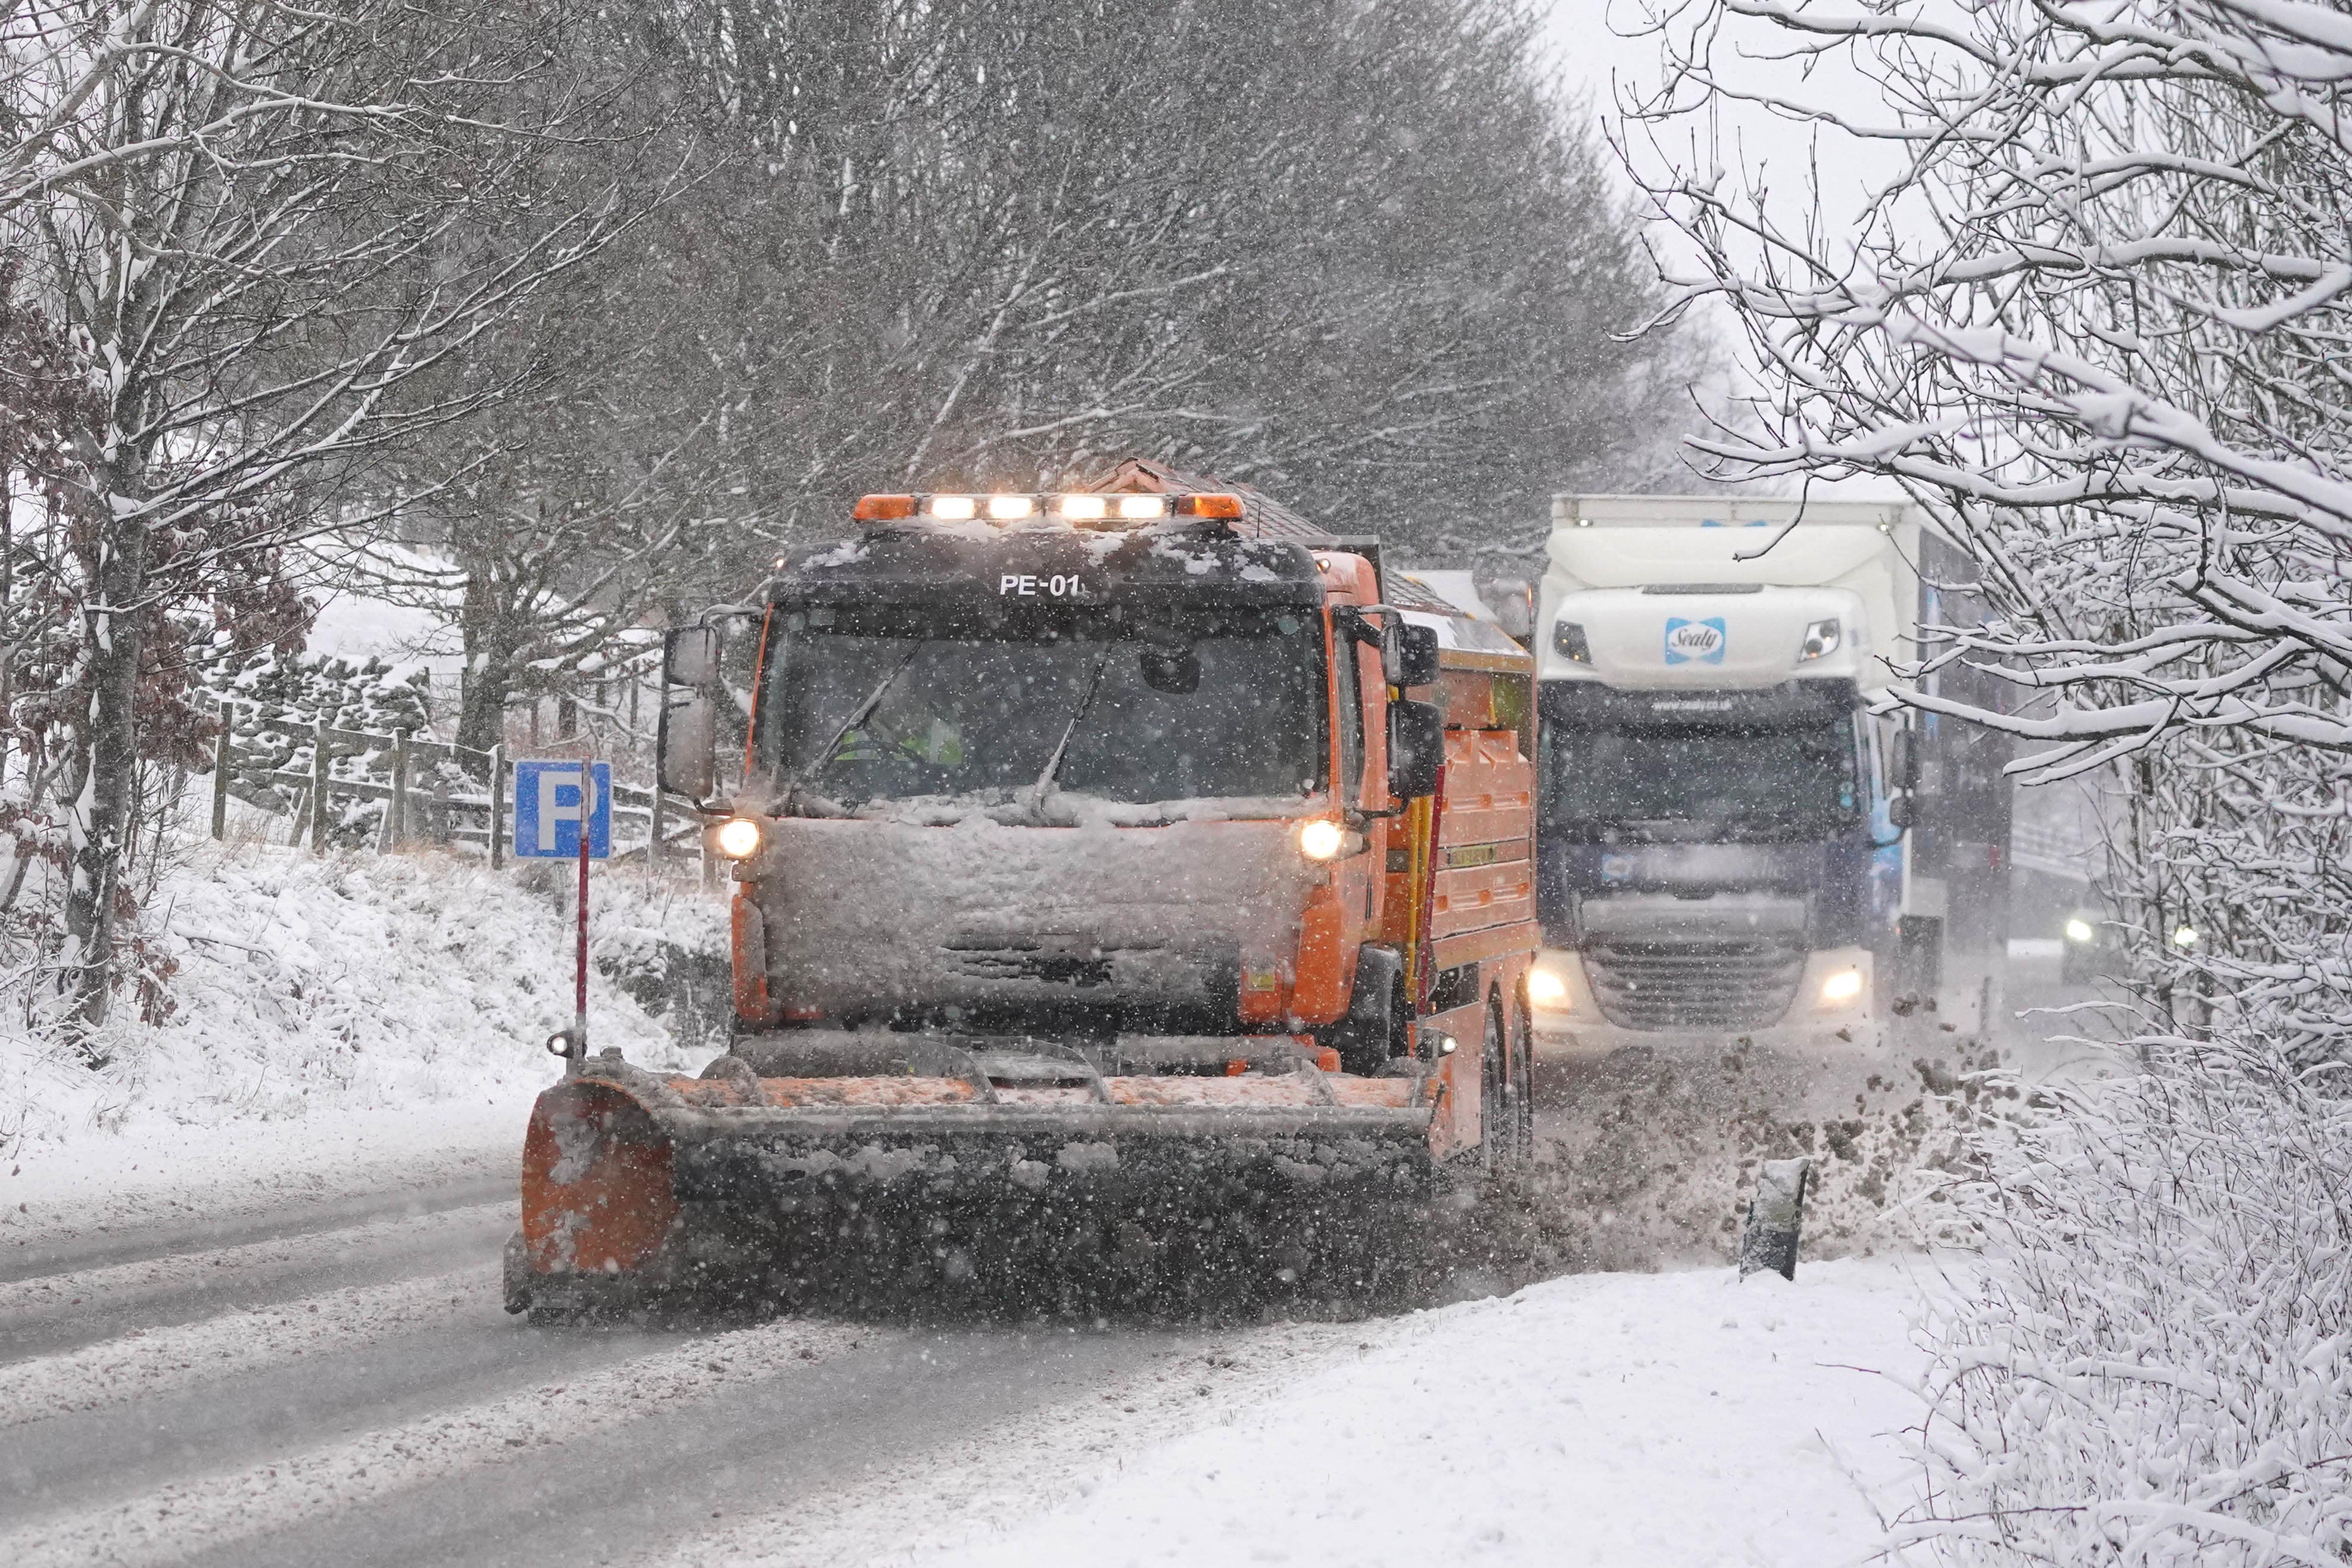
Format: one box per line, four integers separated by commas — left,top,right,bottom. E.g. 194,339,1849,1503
0,837,725,1246
881,1260,1929,1568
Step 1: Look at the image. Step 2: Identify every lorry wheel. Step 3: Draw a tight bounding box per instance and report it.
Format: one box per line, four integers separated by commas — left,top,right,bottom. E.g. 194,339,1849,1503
1511,997,1536,1159
1479,996,1513,1173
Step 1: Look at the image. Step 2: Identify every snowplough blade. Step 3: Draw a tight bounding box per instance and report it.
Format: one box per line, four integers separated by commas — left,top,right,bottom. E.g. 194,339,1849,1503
507,1042,1439,1316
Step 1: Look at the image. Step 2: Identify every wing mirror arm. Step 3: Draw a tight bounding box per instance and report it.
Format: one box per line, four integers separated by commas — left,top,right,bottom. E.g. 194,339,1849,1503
1336,605,1441,689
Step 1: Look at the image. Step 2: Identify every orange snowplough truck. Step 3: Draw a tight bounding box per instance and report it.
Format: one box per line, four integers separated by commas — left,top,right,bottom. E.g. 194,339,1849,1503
507,463,1540,1315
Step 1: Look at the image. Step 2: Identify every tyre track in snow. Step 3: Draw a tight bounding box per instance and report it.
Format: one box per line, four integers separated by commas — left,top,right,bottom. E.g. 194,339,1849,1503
0,1201,518,1363
2,1311,878,1567
0,1184,1269,1567
0,1265,500,1427
0,1171,517,1285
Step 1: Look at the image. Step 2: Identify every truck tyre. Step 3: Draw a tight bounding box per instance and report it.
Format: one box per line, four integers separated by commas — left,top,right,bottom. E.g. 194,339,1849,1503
1511,992,1536,1159
1479,995,1519,1173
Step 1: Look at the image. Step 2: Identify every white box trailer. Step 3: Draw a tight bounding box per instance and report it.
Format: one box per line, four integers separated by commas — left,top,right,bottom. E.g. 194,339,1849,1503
1527,495,2011,1056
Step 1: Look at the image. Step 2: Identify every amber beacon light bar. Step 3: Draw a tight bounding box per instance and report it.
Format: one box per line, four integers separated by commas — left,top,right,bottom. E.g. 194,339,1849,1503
852,491,1247,526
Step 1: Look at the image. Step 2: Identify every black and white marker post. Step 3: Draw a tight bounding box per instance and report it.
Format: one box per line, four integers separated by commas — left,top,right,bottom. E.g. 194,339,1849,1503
1738,1158,1812,1281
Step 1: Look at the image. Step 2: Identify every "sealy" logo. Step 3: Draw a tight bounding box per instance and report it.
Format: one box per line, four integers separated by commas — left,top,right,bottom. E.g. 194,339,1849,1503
1663,616,1727,665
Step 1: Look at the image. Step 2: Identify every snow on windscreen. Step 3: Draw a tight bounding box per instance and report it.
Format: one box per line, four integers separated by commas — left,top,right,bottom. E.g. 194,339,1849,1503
760,604,1326,807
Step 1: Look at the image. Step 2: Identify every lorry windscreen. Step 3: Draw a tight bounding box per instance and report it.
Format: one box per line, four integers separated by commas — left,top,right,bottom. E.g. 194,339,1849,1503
758,604,1327,806
1542,716,1859,841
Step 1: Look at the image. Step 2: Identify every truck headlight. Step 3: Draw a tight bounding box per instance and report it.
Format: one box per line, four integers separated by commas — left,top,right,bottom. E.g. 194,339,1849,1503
2065,917,2095,944
1820,967,1864,1005
1297,819,1348,861
714,817,764,859
1527,966,1568,1008
1552,621,1590,663
1799,617,1842,662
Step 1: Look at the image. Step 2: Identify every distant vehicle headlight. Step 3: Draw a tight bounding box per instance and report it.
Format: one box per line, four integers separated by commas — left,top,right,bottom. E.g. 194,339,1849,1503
1527,967,1568,1008
714,817,764,859
2064,917,2096,944
2173,924,2199,948
1297,819,1348,861
1820,967,1865,1005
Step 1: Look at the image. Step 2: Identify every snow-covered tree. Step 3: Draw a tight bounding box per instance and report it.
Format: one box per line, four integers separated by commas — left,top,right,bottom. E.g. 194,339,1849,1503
375,0,1712,735
1619,0,2352,1557
0,1,639,1042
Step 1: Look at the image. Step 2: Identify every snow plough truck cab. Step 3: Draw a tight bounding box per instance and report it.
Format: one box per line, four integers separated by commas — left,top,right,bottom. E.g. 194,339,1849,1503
507,462,1540,1315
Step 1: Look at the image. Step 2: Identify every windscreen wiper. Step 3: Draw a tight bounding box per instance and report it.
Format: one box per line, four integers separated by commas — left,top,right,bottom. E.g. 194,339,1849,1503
784,643,924,808
1026,641,1116,816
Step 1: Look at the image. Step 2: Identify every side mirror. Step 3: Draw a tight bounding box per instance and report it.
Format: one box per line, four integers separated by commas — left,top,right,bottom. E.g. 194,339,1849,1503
663,624,721,688
1888,727,1918,793
1387,699,1444,800
657,626,721,803
1887,793,1914,830
1381,622,1440,689
1488,578,1534,644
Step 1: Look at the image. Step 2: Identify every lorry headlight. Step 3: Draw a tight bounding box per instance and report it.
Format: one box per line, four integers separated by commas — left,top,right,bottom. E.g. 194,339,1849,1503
1552,621,1590,663
1297,819,1348,861
2065,917,2095,944
1526,966,1568,1008
1799,617,1842,662
1820,968,1865,1005
714,817,764,859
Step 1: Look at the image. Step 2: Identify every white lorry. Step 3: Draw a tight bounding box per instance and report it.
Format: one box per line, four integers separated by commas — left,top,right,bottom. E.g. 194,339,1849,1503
1524,494,2011,1058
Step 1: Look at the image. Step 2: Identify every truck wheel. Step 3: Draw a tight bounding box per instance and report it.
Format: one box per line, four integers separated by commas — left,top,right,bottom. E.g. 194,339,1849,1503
1511,995,1535,1159
1479,996,1517,1173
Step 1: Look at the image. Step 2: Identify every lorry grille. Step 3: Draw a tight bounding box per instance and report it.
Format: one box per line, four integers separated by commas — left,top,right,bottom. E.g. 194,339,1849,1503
1582,940,1807,1031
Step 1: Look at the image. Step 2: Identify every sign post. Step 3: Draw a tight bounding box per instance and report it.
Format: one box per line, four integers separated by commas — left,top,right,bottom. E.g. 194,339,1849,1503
514,759,611,1074
573,757,590,1065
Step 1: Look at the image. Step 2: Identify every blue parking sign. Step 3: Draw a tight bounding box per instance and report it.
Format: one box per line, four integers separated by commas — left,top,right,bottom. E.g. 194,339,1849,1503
513,760,612,859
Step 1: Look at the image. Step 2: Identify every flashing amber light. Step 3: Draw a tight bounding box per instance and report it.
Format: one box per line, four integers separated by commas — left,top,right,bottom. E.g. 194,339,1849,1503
1115,495,1167,520
1177,492,1245,519
853,493,915,521
986,494,1035,519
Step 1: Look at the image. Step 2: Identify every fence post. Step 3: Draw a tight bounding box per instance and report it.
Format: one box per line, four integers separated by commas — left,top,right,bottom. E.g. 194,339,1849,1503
647,785,664,874
490,743,507,869
309,718,330,852
381,728,410,852
211,700,234,840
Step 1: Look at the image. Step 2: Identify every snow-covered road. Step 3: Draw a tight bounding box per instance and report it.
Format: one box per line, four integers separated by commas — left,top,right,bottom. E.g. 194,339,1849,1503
0,1159,1931,1567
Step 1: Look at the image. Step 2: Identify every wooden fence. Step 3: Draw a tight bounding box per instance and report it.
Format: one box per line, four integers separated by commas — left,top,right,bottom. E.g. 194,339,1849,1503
206,702,703,868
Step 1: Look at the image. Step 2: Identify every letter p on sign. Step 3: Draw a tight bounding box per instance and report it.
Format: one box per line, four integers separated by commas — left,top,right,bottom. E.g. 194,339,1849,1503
514,760,612,858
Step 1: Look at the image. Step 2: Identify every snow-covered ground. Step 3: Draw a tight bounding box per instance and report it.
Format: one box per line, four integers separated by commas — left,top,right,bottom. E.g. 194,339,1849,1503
674,1258,1932,1568
0,835,725,1256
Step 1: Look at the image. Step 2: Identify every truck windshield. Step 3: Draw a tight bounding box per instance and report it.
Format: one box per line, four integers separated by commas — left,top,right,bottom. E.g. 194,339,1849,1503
1541,718,1859,841
758,605,1328,807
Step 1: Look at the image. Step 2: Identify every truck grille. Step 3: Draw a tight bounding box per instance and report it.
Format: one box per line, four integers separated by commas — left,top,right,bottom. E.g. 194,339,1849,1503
942,934,1114,989
1583,940,1807,1031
